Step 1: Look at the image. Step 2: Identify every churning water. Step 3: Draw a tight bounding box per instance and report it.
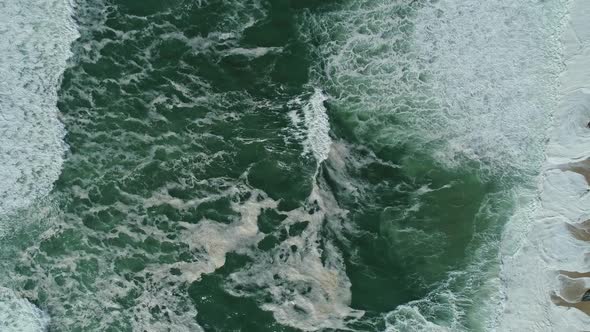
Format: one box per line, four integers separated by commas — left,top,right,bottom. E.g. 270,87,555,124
0,0,585,331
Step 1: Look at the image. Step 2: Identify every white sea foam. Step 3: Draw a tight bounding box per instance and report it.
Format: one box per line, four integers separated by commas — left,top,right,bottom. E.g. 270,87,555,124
0,287,49,332
304,0,566,329
498,0,590,330
303,89,331,164
0,0,78,330
224,179,363,331
131,188,277,332
226,46,283,58
304,0,563,177
219,93,361,330
139,177,361,331
413,0,565,175
0,0,78,217
286,88,333,168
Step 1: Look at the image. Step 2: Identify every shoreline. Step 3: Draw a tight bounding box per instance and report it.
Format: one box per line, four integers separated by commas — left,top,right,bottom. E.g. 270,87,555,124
498,0,590,330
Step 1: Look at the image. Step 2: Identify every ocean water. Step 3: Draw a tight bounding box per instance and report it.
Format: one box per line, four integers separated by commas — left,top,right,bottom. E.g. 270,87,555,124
0,0,577,331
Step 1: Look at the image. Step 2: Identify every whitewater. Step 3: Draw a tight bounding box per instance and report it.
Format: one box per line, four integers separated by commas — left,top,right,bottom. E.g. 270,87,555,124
0,0,587,331
0,0,77,217
0,0,78,330
305,0,569,328
498,0,590,330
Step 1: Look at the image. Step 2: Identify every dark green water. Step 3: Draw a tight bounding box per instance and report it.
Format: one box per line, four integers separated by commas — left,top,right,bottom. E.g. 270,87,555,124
0,0,566,331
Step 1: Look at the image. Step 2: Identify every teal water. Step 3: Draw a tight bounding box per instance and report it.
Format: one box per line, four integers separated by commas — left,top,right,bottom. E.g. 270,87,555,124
0,0,566,331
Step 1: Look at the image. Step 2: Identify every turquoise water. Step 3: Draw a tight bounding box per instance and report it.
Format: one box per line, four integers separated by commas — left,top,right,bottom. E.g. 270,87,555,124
0,0,566,331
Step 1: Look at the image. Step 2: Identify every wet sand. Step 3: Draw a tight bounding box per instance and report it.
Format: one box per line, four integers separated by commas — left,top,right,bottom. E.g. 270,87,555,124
561,158,590,185
566,220,590,242
551,293,590,315
560,271,590,279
